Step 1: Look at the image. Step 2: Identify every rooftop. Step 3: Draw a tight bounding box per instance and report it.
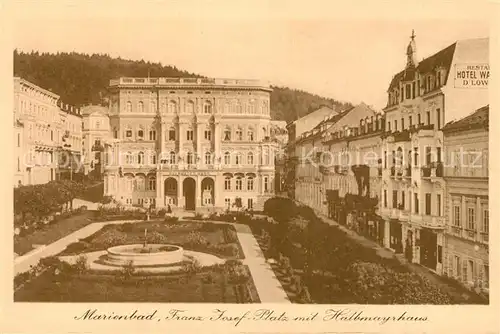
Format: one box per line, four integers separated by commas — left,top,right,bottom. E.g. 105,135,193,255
109,77,272,91
442,105,489,133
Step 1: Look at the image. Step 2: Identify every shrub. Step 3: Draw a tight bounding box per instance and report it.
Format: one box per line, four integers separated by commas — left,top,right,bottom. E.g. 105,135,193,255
193,212,204,220
101,196,113,204
93,228,128,248
186,231,208,246
120,260,136,279
73,255,89,274
199,222,217,232
147,231,168,244
211,243,240,257
263,197,298,223
157,208,167,217
223,228,238,243
64,241,90,254
298,286,312,303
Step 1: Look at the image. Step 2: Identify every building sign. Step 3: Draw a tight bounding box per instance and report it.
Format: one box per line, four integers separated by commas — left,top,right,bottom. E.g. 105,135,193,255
454,64,489,88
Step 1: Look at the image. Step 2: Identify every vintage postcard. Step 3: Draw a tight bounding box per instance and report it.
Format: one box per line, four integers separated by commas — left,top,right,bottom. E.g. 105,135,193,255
1,0,498,333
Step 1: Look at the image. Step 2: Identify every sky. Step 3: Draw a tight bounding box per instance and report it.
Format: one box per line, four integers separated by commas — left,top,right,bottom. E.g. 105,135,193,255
7,0,492,110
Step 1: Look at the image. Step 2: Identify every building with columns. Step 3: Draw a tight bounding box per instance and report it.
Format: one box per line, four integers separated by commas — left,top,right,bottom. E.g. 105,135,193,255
13,77,82,186
378,33,488,274
442,105,489,295
102,77,276,211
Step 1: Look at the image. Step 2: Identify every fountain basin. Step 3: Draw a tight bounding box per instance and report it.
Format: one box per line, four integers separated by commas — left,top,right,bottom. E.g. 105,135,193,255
103,244,184,267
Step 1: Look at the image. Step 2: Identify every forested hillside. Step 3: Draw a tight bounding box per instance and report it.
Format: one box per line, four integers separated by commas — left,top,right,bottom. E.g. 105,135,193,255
13,50,351,122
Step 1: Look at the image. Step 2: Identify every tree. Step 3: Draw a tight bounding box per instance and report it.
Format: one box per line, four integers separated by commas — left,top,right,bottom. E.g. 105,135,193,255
263,197,298,223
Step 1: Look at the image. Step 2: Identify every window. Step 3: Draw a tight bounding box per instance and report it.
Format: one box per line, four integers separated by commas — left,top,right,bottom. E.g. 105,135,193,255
247,152,254,165
412,82,416,98
248,198,253,209
17,133,20,147
401,191,405,208
467,207,476,230
384,190,387,207
248,129,254,141
138,152,145,164
425,193,431,215
236,177,243,190
204,103,212,114
482,209,489,233
225,198,231,208
392,190,398,208
136,177,145,191
418,113,421,125
414,193,419,214
150,101,157,113
224,152,231,165
138,101,144,113
113,128,118,139
236,128,243,141
187,130,194,141
205,151,212,165
224,177,231,190
409,116,412,127
169,128,176,141
187,152,193,165
204,130,211,141
384,151,387,168
453,206,461,227
454,255,461,278
150,153,157,165
138,129,144,139
169,151,176,164
427,111,431,125
401,118,405,130
405,84,411,99
437,108,441,129
414,147,419,166
17,157,20,172
224,128,231,141
394,120,398,132
437,194,442,216
126,101,132,113
247,177,254,191
437,147,442,163
467,260,474,282
149,130,156,141
168,101,177,114
387,122,391,132
264,176,269,192
148,178,156,191
235,153,242,165
95,121,100,129
125,152,133,164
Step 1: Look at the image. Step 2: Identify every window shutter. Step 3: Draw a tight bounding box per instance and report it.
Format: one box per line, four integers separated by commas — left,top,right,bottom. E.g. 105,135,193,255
462,259,467,283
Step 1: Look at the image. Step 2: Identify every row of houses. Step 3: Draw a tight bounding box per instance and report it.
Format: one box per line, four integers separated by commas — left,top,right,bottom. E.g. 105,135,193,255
285,35,489,295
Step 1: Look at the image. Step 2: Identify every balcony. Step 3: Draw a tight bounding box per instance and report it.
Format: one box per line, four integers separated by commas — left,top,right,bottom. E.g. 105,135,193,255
419,215,445,229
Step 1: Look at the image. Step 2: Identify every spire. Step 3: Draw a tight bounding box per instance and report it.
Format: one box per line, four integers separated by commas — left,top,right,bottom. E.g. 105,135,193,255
406,29,418,68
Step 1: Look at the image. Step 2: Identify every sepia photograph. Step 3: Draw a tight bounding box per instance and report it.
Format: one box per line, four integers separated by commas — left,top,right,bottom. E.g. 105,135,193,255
2,1,498,332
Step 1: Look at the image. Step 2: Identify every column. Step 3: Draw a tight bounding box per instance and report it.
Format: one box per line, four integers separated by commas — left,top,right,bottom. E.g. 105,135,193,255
196,175,202,208
155,172,162,207
461,195,466,229
178,176,184,208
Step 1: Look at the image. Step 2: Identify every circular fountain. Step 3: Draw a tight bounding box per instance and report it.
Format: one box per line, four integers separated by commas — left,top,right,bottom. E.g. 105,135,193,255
103,244,184,267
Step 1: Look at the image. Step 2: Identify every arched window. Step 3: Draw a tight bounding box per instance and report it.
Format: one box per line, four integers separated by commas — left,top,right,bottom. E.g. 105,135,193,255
138,101,144,113
247,177,254,191
248,101,255,114
247,128,254,141
168,126,176,141
204,101,212,114
247,152,254,165
186,100,195,114
148,177,156,191
205,151,212,165
126,151,133,164
236,127,243,141
149,129,156,141
224,152,231,165
264,176,269,192
150,101,157,113
187,152,193,165
137,128,144,139
126,101,132,113
224,176,231,190
236,176,243,190
235,153,242,165
136,176,145,191
138,151,145,164
126,176,134,192
223,102,229,114
223,127,231,141
169,151,176,164
150,152,157,165
168,100,177,114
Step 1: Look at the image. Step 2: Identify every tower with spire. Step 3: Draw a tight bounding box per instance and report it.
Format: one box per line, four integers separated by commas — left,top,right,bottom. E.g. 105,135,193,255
406,29,418,68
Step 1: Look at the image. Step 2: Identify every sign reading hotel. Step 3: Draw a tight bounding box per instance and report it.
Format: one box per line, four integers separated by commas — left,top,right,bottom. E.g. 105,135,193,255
454,64,489,88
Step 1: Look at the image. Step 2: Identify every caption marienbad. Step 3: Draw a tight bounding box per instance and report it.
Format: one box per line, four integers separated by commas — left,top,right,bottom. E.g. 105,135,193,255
74,308,427,326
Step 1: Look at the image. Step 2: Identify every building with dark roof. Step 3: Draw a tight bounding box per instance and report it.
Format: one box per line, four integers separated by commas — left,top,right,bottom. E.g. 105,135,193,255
378,33,488,276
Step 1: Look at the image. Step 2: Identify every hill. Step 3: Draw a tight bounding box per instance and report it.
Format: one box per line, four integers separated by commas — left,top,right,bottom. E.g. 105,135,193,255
13,50,351,122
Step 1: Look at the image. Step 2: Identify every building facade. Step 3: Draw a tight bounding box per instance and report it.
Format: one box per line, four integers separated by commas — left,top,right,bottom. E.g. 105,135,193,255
102,77,276,211
442,105,489,295
13,77,82,186
378,35,488,274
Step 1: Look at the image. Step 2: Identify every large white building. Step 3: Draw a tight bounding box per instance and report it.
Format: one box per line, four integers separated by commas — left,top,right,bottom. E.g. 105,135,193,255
102,77,277,211
13,77,82,186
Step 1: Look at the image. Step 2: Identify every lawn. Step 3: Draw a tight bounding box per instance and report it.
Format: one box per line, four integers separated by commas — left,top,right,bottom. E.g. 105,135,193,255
14,211,96,256
14,264,261,303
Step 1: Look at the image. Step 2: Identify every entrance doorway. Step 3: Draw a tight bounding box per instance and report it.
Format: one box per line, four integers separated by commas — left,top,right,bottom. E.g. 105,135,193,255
420,228,437,270
183,178,196,211
390,220,403,253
